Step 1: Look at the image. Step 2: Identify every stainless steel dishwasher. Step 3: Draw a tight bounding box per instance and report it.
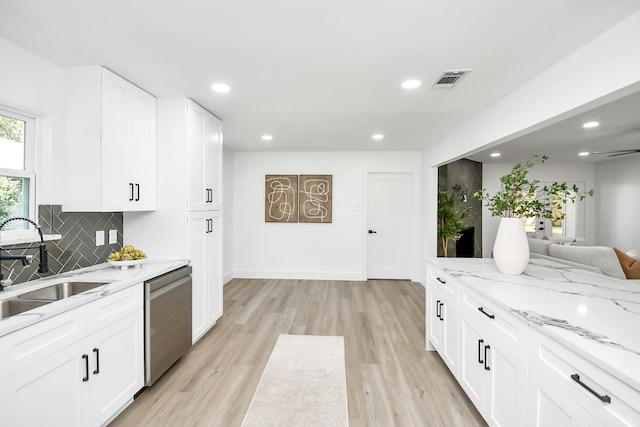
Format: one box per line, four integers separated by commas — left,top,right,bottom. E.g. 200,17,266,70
144,266,192,386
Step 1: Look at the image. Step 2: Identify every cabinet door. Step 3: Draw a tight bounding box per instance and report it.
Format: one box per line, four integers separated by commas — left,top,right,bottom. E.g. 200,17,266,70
187,101,208,211
427,287,444,353
189,211,209,342
0,339,91,427
129,87,157,210
90,309,144,426
441,299,459,376
101,69,130,211
527,367,588,427
206,211,223,324
204,114,222,209
459,311,486,411
486,339,528,427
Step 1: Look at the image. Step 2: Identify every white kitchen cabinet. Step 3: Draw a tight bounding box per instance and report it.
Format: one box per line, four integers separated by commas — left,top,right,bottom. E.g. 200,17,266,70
189,211,223,343
0,284,144,427
63,66,156,212
528,328,640,427
426,265,459,375
527,366,589,427
458,291,528,427
188,100,223,211
124,97,223,344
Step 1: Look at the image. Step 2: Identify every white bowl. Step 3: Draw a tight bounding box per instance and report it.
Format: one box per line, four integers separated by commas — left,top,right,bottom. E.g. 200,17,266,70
107,259,146,269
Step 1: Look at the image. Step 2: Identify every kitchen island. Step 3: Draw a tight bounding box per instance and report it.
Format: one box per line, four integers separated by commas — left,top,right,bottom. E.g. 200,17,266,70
426,257,640,427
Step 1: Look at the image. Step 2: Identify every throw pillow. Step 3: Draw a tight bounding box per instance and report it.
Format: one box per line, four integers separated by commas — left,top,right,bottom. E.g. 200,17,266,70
613,248,640,279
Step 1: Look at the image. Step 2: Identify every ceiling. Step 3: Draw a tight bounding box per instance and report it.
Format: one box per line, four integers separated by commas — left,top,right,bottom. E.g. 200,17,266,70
466,89,640,164
1,0,639,153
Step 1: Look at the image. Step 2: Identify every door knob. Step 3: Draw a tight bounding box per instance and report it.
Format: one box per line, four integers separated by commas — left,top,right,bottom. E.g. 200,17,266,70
368,229,377,234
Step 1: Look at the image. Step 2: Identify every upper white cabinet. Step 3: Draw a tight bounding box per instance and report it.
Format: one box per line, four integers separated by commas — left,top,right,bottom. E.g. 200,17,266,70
63,66,156,212
187,100,223,211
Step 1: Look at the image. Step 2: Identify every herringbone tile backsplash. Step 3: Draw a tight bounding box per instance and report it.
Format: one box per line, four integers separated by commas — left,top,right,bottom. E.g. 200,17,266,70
1,205,123,285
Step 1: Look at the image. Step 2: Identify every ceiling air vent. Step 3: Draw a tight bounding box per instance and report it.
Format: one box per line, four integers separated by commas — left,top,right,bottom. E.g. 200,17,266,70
433,69,471,88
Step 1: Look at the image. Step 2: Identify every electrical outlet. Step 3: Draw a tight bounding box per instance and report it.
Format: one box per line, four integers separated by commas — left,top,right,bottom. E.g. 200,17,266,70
95,230,105,246
109,229,118,244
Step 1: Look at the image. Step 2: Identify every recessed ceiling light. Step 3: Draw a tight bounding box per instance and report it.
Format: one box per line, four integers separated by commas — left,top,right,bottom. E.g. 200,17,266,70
490,152,501,158
261,135,273,141
579,151,590,156
372,134,384,140
582,121,599,128
211,83,230,93
401,79,421,89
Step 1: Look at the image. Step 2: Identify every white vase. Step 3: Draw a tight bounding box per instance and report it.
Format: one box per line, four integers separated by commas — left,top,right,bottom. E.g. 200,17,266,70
493,217,530,275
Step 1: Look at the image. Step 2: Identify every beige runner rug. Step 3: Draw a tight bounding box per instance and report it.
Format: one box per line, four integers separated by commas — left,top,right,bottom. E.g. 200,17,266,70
241,334,349,427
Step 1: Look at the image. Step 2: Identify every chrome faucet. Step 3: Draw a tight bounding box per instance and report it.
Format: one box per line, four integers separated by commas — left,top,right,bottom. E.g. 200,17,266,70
0,217,49,290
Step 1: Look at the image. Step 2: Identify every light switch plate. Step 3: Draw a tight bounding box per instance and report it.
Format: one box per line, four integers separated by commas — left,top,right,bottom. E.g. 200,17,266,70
109,229,118,244
95,230,105,246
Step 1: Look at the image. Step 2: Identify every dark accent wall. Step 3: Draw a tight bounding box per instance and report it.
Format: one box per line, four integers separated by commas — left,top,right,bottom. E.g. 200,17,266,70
1,205,122,285
437,159,483,258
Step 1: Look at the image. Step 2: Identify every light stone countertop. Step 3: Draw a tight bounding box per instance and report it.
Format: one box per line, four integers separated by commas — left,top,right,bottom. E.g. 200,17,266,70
0,259,189,337
428,257,640,392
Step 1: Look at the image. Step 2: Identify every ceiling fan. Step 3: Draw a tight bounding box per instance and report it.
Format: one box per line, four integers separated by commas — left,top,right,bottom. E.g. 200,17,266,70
592,149,640,157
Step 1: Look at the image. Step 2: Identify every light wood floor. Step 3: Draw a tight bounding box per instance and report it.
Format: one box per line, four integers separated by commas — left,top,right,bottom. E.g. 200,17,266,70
110,278,486,427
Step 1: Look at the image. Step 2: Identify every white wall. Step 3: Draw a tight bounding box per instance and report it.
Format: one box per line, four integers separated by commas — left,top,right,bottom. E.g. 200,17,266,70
222,148,234,284
0,38,64,204
594,156,640,252
421,11,640,259
481,162,596,256
233,151,421,281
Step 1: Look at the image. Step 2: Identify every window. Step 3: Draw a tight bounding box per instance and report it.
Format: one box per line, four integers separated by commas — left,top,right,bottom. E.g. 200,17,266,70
0,107,36,236
524,181,586,238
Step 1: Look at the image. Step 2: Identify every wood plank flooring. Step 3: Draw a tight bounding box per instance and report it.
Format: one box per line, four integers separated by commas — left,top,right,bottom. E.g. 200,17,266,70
110,278,486,427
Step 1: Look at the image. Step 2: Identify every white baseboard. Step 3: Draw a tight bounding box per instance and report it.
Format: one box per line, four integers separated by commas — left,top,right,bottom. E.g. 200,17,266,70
223,271,235,286
233,269,366,281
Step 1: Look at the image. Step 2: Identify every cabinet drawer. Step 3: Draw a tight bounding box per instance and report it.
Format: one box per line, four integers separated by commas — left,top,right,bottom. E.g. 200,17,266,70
461,287,528,357
427,264,459,303
87,284,143,331
529,329,640,426
0,305,90,379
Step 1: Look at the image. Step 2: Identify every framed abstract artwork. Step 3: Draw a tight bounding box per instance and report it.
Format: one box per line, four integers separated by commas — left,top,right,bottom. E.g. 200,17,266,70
299,175,332,223
265,175,298,222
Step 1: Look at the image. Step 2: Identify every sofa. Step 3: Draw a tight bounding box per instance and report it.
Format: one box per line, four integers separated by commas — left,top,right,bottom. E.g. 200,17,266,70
527,237,640,279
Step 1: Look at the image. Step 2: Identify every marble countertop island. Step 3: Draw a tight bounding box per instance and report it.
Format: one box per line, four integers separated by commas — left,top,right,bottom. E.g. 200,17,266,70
0,259,189,337
428,257,640,392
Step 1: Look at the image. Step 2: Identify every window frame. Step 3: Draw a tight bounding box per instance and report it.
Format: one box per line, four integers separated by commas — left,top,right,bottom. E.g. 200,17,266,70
0,106,37,241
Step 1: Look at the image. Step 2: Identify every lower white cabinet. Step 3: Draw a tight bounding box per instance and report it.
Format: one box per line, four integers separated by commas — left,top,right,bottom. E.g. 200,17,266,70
189,210,223,343
459,310,528,427
527,366,590,427
0,285,144,427
426,266,459,375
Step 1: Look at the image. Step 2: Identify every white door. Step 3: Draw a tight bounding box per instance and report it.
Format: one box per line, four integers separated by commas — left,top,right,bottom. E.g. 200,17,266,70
366,173,412,279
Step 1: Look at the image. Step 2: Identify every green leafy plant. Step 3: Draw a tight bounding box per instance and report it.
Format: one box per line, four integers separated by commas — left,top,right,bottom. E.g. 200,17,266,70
473,154,594,219
438,184,473,257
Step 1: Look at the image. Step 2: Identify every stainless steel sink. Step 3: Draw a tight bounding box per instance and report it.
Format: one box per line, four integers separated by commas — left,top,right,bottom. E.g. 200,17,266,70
0,299,51,319
16,282,107,301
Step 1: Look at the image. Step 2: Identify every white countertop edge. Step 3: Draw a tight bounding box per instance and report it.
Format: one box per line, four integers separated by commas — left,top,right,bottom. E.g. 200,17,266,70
0,259,189,337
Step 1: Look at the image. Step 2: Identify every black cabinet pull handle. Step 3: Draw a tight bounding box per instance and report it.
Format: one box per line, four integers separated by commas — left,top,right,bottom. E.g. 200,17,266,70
129,183,134,201
135,183,140,201
439,302,444,321
484,345,491,371
478,339,484,364
368,229,377,234
571,374,611,403
93,348,100,375
478,307,495,319
82,354,89,382
436,277,446,284
436,300,441,319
